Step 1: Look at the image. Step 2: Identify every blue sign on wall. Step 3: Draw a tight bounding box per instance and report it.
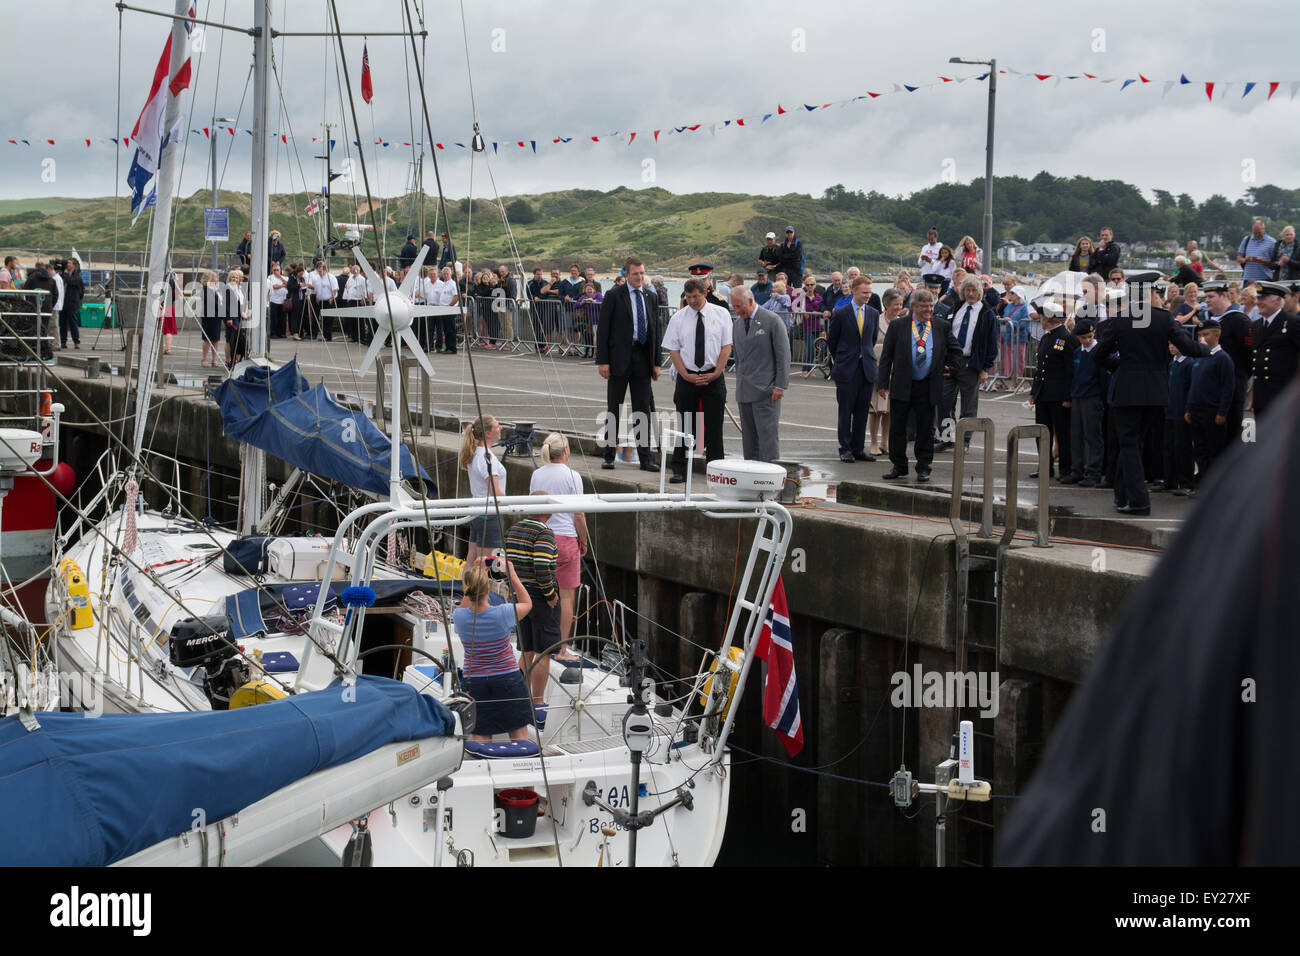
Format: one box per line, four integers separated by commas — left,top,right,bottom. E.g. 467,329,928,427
204,207,229,242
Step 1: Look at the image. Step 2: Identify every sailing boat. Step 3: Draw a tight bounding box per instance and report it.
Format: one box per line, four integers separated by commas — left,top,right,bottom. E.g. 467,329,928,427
23,0,464,867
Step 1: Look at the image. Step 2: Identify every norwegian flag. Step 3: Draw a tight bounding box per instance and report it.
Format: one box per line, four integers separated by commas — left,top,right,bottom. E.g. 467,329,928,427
361,43,373,104
753,575,803,756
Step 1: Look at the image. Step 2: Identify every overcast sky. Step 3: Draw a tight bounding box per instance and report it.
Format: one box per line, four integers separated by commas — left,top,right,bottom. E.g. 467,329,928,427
2,0,1298,210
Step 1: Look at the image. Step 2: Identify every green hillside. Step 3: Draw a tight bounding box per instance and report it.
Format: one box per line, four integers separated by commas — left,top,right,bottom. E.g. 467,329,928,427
3,176,1295,275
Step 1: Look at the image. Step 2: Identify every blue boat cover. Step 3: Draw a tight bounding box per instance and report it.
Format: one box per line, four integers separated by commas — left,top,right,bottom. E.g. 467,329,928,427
213,360,430,496
0,675,457,866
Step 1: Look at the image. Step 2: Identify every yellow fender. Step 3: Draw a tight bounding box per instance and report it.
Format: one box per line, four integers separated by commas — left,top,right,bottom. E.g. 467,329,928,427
699,646,745,717
229,680,288,709
59,558,94,631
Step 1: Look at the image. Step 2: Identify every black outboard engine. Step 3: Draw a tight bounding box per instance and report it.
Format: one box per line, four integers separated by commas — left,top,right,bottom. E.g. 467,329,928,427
170,615,248,710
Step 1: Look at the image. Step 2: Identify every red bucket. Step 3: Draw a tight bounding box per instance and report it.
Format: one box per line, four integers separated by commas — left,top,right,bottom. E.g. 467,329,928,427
495,788,538,838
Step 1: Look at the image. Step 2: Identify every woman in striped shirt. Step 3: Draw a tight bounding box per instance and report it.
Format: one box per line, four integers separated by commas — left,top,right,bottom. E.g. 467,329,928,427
453,559,533,741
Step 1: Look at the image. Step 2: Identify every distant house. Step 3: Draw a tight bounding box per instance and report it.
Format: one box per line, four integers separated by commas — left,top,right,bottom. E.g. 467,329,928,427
996,240,1024,262
1008,242,1072,263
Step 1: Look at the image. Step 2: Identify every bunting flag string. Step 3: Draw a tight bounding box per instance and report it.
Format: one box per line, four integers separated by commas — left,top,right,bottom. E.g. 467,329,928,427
9,66,1297,155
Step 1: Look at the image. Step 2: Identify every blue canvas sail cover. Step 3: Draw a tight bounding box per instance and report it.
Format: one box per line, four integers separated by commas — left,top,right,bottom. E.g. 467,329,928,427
213,360,430,496
0,675,457,866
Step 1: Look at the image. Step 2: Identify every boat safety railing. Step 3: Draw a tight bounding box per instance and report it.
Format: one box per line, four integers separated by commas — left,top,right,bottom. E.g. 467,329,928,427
296,493,792,763
0,290,57,366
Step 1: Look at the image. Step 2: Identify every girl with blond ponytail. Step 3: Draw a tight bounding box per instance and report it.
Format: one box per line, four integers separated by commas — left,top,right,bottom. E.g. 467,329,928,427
529,432,588,662
460,415,506,566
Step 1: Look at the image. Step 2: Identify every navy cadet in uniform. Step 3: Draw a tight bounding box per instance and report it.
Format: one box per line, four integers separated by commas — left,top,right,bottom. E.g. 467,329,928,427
1250,280,1300,420
1199,279,1252,442
1029,309,1077,481
1184,318,1236,494
664,277,732,483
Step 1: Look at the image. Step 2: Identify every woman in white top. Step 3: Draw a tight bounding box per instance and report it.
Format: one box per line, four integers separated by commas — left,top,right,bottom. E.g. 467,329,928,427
459,414,506,566
528,433,588,661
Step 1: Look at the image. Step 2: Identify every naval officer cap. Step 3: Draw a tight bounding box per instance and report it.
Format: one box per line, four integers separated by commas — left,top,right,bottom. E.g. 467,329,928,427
1201,279,1229,293
688,263,713,276
923,274,945,287
1256,281,1289,298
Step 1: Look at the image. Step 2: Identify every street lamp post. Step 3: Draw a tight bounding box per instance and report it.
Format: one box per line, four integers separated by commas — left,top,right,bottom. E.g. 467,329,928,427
210,116,235,272
950,57,996,274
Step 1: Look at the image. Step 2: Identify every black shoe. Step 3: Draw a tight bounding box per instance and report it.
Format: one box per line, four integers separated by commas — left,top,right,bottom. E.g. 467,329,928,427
882,467,908,480
639,461,658,472
934,441,955,453
840,453,855,462
1172,487,1193,497
916,469,932,482
854,452,877,462
1058,474,1080,485
1078,477,1099,487
1115,504,1150,515
669,473,686,484
601,461,615,470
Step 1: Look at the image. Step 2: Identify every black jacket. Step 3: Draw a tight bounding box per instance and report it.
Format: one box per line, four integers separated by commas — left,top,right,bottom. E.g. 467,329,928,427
22,271,59,310
596,283,660,378
1094,307,1208,406
61,270,85,314
1032,326,1077,403
877,314,962,405
759,243,782,277
399,241,419,270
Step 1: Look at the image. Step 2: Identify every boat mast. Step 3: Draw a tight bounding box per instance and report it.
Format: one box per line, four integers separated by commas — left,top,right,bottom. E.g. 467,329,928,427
238,0,272,535
129,0,192,461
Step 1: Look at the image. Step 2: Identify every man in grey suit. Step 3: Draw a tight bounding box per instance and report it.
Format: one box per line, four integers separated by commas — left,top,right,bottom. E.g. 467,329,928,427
730,286,790,461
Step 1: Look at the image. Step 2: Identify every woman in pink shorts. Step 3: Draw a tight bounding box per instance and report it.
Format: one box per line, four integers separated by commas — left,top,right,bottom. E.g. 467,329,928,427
529,433,588,661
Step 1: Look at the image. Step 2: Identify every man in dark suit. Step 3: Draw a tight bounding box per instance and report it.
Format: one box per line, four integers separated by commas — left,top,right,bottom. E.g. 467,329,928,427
1030,312,1077,480
825,276,880,462
938,276,999,452
1250,281,1300,420
399,235,419,271
1093,282,1207,514
877,288,962,482
597,256,661,470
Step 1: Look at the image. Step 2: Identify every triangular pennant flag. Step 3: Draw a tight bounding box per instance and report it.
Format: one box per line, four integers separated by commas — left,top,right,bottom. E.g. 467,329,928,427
85,139,91,147
1004,67,1021,75
311,136,316,141
976,72,989,81
243,129,251,135
1121,79,1136,91
940,76,953,82
329,139,335,149
891,83,902,93
653,129,661,140
1139,74,1149,83
529,140,536,153
803,103,817,111
1179,73,1190,84
21,139,30,145
1085,72,1097,79
686,124,700,131
708,123,716,135
590,135,599,142
1291,81,1300,99
491,142,497,153
761,113,772,123
1162,81,1175,98
402,141,410,146
821,103,831,109
1054,76,1063,87
454,142,464,148
281,134,287,143
1205,82,1214,100
352,139,359,146
203,127,209,138
903,85,918,92
1267,81,1279,99
122,137,128,146
776,104,786,114
867,91,881,98
628,131,637,143
722,120,731,127
1243,82,1256,98
517,140,525,147
1101,77,1116,84
736,118,745,126
1064,74,1080,79
6,140,15,145
228,127,235,135
1034,73,1051,80
47,139,54,145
